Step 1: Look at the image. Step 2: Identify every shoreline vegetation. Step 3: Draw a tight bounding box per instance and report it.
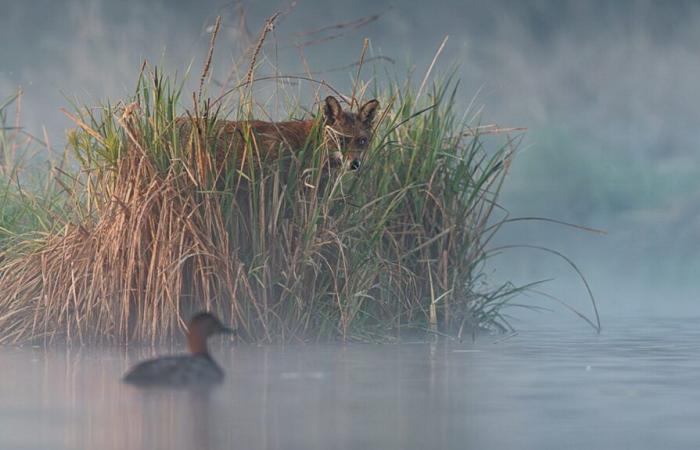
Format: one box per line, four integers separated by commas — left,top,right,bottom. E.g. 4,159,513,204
0,13,599,344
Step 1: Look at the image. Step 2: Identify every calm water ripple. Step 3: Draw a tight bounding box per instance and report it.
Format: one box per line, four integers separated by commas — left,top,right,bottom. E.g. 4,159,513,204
1,317,699,450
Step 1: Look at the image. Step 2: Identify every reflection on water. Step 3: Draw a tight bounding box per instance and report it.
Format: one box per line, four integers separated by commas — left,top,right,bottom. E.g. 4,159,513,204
2,317,700,450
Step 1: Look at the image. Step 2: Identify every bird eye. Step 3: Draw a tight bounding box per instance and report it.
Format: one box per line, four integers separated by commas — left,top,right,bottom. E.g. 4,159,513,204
358,137,368,146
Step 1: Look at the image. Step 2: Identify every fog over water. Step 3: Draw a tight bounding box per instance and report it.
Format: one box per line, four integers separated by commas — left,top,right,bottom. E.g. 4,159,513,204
3,3,700,449
4,318,700,450
2,0,699,319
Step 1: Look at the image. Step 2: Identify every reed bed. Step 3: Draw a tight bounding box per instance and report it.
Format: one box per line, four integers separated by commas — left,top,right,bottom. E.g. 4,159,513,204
0,35,598,343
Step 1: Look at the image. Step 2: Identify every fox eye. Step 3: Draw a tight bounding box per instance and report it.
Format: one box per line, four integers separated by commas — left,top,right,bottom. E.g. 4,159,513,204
357,137,368,146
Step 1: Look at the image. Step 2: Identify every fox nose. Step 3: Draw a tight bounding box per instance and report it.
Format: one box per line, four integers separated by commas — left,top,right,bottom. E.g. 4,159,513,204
350,159,361,171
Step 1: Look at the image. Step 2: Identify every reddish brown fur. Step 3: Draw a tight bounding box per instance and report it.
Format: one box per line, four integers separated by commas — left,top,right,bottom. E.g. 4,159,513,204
177,96,379,172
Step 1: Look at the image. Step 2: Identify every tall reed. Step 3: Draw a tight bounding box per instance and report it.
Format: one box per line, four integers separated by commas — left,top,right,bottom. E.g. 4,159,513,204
0,53,599,343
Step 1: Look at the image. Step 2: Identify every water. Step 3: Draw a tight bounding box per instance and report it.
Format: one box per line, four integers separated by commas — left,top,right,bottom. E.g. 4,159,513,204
1,317,699,450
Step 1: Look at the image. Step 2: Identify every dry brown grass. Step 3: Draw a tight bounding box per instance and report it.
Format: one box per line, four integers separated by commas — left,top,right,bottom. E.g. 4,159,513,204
0,13,599,344
0,109,244,343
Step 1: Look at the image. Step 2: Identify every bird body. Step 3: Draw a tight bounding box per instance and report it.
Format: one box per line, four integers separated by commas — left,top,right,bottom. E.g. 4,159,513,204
123,312,234,387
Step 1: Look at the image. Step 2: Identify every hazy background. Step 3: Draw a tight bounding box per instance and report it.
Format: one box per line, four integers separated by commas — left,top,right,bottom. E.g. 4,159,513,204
1,0,697,324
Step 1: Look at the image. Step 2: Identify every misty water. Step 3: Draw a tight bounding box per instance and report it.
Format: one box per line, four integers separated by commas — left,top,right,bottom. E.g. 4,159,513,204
3,1,700,448
1,316,698,450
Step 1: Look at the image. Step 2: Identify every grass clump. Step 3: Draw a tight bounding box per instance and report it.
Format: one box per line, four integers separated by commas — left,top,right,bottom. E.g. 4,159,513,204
0,19,599,342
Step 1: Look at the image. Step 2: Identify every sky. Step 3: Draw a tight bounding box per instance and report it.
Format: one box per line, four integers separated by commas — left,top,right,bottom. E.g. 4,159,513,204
1,0,698,322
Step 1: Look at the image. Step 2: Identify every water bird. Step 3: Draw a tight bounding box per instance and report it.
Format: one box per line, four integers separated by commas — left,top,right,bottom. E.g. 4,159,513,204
123,312,235,387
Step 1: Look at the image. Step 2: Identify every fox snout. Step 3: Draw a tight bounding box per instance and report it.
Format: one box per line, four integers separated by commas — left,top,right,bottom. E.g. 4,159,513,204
345,150,362,171
329,150,362,171
329,151,361,171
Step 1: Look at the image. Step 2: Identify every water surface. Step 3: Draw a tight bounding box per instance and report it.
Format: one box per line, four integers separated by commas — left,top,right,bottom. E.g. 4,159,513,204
1,317,698,449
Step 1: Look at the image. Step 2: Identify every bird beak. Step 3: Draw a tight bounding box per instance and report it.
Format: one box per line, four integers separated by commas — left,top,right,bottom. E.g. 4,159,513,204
220,326,237,336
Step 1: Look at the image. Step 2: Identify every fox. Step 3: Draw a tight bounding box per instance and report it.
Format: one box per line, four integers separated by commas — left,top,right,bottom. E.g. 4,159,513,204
177,96,380,175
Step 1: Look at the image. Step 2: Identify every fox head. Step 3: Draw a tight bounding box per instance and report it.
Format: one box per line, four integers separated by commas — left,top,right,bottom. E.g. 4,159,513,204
322,96,379,170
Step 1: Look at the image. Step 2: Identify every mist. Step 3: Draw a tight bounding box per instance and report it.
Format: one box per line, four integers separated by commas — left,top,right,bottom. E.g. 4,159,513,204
2,0,698,321
5,3,700,449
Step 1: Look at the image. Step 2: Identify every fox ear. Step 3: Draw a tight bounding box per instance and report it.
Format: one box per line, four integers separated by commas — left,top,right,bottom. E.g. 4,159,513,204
359,99,379,126
324,96,343,125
